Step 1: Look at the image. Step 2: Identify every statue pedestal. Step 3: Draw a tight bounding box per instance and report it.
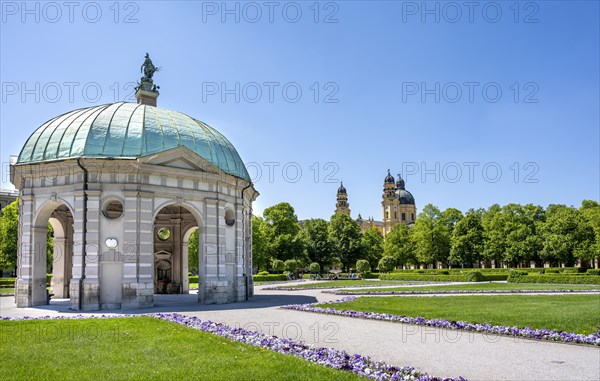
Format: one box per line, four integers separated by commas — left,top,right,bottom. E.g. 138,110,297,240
135,89,159,107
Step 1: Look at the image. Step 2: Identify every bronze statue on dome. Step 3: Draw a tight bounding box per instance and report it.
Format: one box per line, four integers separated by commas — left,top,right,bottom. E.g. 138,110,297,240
136,53,160,93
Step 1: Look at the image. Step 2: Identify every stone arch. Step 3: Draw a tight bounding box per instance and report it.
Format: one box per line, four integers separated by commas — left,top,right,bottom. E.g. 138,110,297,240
182,225,199,293
26,200,75,305
152,200,205,228
152,203,201,295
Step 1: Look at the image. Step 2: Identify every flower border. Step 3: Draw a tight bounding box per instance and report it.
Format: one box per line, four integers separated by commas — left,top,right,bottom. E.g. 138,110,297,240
264,282,431,291
0,312,464,381
325,289,600,296
282,297,600,346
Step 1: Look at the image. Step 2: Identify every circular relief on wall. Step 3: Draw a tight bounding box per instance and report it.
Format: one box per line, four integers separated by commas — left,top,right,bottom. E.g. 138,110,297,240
102,199,123,219
224,208,235,227
157,227,171,241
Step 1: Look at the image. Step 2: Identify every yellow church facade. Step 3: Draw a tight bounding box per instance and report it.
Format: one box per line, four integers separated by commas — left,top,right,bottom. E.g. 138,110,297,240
335,170,417,237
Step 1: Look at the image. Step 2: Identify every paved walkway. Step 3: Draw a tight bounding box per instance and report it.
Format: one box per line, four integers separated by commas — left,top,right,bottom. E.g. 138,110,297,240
1,283,599,381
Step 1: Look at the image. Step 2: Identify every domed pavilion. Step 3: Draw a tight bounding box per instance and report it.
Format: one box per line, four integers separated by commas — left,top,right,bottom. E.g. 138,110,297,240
9,55,258,310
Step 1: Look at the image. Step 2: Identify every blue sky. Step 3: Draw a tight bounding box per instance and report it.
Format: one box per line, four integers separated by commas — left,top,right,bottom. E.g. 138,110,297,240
1,1,598,220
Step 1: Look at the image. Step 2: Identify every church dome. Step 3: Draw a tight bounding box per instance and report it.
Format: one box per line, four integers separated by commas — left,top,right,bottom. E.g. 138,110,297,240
337,182,347,194
397,189,415,205
384,169,395,184
16,102,250,181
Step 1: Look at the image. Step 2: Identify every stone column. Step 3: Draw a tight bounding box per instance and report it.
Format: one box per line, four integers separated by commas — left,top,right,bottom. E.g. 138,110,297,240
70,190,100,311
234,203,245,301
171,218,182,288
30,226,49,306
51,237,68,298
203,198,227,303
15,196,35,307
181,240,189,293
136,192,154,308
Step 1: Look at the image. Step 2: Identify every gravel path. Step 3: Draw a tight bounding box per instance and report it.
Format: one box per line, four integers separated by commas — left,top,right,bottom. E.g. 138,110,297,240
1,282,599,381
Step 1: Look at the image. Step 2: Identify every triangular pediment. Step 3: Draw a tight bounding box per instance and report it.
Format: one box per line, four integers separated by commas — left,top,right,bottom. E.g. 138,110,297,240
138,146,221,174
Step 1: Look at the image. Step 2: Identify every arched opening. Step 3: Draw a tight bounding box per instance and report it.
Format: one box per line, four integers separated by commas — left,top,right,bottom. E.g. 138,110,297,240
183,226,199,293
29,203,74,305
153,205,198,294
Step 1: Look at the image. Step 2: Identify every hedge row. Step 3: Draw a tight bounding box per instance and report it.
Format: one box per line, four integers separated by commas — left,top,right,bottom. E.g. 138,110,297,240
379,272,508,282
392,268,511,274
253,274,288,282
508,273,600,285
0,275,52,286
189,276,198,284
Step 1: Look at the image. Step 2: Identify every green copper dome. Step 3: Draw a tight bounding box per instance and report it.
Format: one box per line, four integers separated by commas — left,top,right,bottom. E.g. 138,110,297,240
17,102,251,181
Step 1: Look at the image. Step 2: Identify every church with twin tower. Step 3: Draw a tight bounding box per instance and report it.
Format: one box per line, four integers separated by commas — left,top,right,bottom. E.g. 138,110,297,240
335,170,416,236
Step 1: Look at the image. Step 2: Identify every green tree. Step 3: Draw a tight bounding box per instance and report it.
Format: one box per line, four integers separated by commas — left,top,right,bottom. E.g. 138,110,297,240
187,229,199,272
251,216,269,271
300,218,335,269
262,203,304,262
439,207,464,233
505,204,544,266
328,213,364,272
482,204,544,267
272,259,285,274
0,200,19,272
450,209,484,266
541,205,594,267
0,200,54,274
263,202,300,236
378,255,396,272
481,204,504,265
284,259,298,273
383,224,415,268
361,227,384,270
356,259,371,274
308,262,321,274
411,204,450,266
580,200,600,268
46,223,54,273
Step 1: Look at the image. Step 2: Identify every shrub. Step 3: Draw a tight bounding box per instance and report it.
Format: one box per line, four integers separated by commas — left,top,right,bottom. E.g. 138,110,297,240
438,270,450,275
362,272,380,279
380,273,508,282
356,260,371,274
483,274,511,281
586,269,600,276
466,271,484,282
253,274,288,282
284,259,298,273
507,274,600,285
562,267,586,274
272,259,285,274
189,276,198,284
257,271,270,276
0,277,16,286
377,256,396,273
545,269,560,274
308,262,321,274
380,273,467,282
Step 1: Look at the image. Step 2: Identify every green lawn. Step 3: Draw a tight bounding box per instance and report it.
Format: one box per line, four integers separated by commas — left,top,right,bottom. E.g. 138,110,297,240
0,288,14,294
342,282,600,293
322,295,600,334
0,317,363,381
275,280,413,289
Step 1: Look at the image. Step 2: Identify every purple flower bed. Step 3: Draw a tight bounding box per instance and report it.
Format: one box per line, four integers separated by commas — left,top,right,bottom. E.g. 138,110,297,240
283,297,600,346
1,312,464,381
325,289,600,296
264,282,431,291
